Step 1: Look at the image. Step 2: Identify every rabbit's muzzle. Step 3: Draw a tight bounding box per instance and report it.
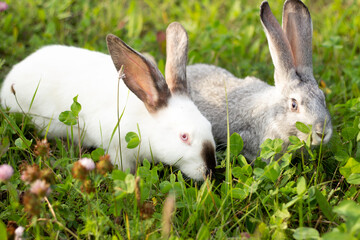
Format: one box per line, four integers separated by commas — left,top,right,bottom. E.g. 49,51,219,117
312,119,333,145
201,141,216,175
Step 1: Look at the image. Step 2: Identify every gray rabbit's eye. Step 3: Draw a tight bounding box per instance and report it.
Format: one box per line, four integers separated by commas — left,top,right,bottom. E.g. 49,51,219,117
291,98,299,112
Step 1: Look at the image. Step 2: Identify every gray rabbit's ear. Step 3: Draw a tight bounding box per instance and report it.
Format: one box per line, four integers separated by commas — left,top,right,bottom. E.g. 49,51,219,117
283,0,314,80
165,22,189,95
106,34,171,113
260,1,296,88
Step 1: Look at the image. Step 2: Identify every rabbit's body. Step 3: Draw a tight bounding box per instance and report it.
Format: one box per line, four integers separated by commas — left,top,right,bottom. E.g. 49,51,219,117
2,45,152,170
187,0,333,160
188,64,282,159
1,23,217,180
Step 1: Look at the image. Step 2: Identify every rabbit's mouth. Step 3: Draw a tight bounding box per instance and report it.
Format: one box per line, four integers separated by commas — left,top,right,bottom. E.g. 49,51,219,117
294,127,332,146
179,163,213,182
311,128,333,145
173,140,216,181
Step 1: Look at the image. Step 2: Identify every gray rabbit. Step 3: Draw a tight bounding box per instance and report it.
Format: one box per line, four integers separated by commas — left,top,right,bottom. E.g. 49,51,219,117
187,0,332,160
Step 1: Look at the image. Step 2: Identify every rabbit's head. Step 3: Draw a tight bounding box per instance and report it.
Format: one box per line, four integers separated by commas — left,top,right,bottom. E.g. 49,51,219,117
260,0,332,144
106,22,216,180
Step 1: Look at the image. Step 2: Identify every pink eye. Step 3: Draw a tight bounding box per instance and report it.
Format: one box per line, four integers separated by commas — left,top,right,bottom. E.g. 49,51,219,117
180,133,190,144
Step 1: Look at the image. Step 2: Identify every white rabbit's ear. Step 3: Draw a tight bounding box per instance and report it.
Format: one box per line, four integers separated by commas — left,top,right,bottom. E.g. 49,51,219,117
283,0,314,80
260,1,296,88
165,22,188,95
106,34,171,113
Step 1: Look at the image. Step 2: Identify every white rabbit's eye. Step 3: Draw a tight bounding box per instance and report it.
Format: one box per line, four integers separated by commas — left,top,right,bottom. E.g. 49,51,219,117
291,98,299,112
180,133,190,145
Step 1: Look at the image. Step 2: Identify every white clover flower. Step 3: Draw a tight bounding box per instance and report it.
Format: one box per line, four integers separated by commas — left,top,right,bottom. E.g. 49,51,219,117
15,226,25,240
30,179,51,196
79,158,95,171
0,164,14,181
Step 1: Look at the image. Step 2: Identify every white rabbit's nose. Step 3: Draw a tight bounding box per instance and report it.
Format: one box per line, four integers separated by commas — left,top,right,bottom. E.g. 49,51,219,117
201,141,216,172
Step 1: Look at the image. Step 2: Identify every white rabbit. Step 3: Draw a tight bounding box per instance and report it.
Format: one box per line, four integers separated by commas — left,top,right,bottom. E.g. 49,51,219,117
1,22,216,181
186,0,332,160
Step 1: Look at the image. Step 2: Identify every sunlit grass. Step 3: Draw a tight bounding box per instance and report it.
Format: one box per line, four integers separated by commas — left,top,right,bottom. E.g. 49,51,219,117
0,0,360,239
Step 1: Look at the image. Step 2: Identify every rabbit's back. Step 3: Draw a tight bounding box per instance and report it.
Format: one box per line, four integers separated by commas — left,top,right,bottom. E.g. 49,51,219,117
187,64,269,135
187,64,241,115
1,45,143,145
187,64,278,158
2,45,121,110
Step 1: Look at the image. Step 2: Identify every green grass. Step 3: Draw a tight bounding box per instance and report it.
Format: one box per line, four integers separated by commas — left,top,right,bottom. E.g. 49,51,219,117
1,0,360,239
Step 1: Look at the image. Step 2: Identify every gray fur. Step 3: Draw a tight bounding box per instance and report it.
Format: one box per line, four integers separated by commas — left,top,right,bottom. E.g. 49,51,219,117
187,0,332,160
165,22,189,95
283,0,314,80
260,1,295,81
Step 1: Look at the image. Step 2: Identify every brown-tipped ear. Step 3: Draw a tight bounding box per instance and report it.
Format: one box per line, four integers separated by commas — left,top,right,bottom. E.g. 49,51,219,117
260,1,297,88
283,0,314,80
106,34,171,113
165,22,188,95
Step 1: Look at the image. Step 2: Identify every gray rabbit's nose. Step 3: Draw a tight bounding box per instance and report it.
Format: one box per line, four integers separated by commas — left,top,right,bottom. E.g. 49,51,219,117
315,128,332,144
316,131,325,139
314,119,332,143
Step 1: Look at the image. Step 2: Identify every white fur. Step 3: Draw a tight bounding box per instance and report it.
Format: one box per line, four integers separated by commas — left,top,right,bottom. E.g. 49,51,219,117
1,43,216,181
